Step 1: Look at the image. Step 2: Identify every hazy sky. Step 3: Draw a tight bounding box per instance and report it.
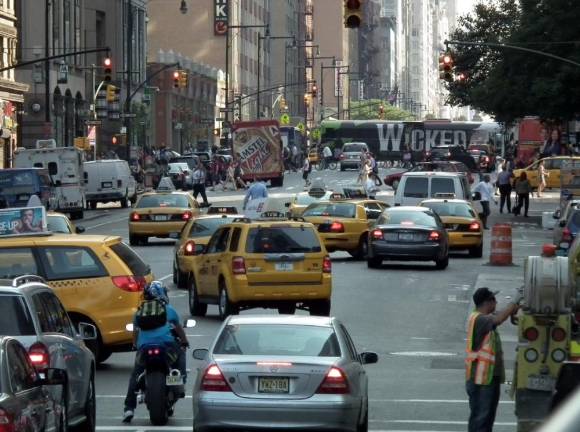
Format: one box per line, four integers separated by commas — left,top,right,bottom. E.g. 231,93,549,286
457,0,477,16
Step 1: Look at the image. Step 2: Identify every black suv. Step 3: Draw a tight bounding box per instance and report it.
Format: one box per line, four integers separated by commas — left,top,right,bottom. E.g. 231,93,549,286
427,145,477,171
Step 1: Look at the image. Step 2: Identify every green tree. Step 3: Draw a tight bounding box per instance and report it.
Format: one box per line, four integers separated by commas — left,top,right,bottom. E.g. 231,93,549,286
349,99,414,120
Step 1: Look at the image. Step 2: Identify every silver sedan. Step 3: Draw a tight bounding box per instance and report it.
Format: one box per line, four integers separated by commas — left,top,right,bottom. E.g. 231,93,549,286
192,315,378,432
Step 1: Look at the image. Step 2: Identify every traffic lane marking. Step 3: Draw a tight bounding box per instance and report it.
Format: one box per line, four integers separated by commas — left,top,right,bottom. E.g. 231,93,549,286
84,215,131,230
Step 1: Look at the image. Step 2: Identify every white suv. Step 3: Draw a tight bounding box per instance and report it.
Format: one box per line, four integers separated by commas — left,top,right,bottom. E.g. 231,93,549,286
0,275,97,430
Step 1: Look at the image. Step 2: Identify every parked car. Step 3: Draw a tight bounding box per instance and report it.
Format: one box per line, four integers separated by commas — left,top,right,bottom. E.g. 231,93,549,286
192,315,378,432
0,275,97,430
339,142,368,171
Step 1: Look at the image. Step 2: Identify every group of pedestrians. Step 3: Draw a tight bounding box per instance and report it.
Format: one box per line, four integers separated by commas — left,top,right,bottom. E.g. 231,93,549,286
208,156,247,192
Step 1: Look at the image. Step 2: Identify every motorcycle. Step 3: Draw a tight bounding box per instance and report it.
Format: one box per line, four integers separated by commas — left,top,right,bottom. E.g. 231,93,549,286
126,320,195,425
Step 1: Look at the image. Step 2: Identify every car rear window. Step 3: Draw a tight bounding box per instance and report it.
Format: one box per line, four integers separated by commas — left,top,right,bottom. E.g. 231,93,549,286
47,216,71,234
38,247,108,281
342,144,367,153
0,248,38,279
431,178,455,196
403,177,428,198
213,324,341,357
378,210,438,228
246,227,322,253
303,203,356,218
136,194,189,208
0,294,36,336
422,202,475,218
188,218,233,238
109,242,151,277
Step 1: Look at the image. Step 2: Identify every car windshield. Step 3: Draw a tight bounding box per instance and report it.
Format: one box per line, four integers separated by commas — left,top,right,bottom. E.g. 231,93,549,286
422,202,476,218
188,218,233,238
378,210,438,228
303,203,356,218
137,194,189,208
213,324,341,357
0,294,36,336
47,216,72,233
246,227,322,253
342,144,367,153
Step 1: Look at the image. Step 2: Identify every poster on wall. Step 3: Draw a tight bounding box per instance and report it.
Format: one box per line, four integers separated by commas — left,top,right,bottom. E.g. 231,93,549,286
214,0,228,35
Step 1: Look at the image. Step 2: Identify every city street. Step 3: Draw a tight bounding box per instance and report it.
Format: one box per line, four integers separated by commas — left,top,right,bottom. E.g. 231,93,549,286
82,168,556,431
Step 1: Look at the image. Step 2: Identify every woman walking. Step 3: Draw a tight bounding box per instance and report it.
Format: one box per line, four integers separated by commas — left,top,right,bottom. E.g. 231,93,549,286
537,160,549,197
513,172,532,217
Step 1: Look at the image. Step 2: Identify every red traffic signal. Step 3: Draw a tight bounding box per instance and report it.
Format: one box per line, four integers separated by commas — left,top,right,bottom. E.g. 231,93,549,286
103,57,112,82
311,83,318,98
439,52,454,82
173,71,180,88
111,135,118,145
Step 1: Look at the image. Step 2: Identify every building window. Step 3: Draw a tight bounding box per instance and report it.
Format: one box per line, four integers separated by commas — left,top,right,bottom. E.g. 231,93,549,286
74,0,81,64
52,0,60,56
64,0,71,53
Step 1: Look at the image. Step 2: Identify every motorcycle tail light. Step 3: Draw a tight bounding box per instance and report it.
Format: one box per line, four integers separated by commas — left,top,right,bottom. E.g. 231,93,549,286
563,228,572,241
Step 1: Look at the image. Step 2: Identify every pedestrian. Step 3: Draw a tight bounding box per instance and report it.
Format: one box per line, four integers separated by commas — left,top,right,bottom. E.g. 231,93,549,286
466,287,520,432
302,155,312,187
209,155,220,191
368,153,382,186
322,144,332,170
243,176,268,210
365,177,378,200
513,172,532,217
496,164,513,214
537,160,549,197
191,160,210,207
472,175,497,230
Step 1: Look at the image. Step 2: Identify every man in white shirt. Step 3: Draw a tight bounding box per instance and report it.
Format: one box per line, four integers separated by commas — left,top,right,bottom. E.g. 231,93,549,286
322,145,332,170
472,174,497,230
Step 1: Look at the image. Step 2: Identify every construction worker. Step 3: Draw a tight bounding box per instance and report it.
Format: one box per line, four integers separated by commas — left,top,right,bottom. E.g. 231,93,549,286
465,287,520,432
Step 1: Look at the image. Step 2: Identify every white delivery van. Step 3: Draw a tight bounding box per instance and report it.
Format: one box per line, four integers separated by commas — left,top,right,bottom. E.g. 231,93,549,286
83,159,137,209
14,143,86,219
394,171,471,206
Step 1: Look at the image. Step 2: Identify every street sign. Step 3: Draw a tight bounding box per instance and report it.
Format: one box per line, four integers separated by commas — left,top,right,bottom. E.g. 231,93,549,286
120,113,137,118
219,107,234,113
85,120,102,126
280,113,290,125
201,118,214,124
215,117,225,122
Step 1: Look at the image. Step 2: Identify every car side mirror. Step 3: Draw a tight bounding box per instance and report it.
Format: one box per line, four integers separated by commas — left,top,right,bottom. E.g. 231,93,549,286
78,322,97,340
360,351,379,365
75,226,85,234
38,368,67,386
193,348,209,361
560,220,566,227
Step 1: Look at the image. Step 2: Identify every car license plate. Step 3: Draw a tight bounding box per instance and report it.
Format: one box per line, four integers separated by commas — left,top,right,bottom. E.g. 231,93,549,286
166,375,183,386
258,377,289,393
527,375,555,392
102,182,112,188
275,262,293,272
399,233,414,241
154,215,168,221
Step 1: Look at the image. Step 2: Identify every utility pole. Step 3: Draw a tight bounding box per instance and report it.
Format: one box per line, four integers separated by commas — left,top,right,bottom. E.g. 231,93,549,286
124,0,133,161
44,0,51,127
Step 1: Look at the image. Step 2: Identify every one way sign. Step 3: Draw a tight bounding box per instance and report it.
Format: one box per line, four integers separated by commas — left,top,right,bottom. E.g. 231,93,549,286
214,0,229,36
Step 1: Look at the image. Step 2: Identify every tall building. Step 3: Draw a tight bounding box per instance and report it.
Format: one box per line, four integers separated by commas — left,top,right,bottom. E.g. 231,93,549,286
0,2,28,168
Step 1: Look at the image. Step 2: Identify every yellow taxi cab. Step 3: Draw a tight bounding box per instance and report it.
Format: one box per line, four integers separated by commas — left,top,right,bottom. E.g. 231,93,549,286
172,213,241,288
0,231,153,363
419,198,483,257
129,191,199,245
513,156,580,189
301,197,389,258
46,211,85,234
186,213,332,319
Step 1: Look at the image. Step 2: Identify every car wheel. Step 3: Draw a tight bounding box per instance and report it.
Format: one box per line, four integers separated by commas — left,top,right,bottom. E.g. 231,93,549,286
469,243,483,258
310,299,331,316
367,256,382,269
188,276,207,317
75,374,96,432
277,304,296,315
352,236,369,260
435,255,449,270
218,283,238,320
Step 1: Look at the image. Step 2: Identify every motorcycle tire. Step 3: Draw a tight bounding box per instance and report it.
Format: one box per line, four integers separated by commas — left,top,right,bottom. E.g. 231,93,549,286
146,371,169,426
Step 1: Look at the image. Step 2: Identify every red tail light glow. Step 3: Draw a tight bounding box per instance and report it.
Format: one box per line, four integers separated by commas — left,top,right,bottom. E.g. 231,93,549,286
552,327,566,342
330,222,344,233
563,228,572,241
468,222,480,232
112,275,146,292
182,211,193,221
428,231,441,241
130,212,140,222
29,342,50,370
201,364,231,392
232,256,246,274
147,348,161,355
323,256,332,273
371,229,384,240
524,327,539,342
184,240,196,256
316,367,350,394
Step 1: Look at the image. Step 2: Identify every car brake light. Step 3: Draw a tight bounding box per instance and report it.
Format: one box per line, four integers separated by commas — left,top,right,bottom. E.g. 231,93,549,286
323,256,332,273
552,327,566,342
330,222,344,233
182,211,193,221
232,256,246,274
339,154,345,160
184,240,197,256
29,342,50,370
563,227,572,241
371,229,384,240
468,222,480,232
428,231,441,241
0,408,14,432
130,212,140,221
317,367,349,394
112,275,146,292
524,327,539,342
201,364,231,392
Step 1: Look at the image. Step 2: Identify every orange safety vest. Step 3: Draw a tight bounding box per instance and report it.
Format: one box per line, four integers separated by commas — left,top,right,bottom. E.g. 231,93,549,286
465,311,496,385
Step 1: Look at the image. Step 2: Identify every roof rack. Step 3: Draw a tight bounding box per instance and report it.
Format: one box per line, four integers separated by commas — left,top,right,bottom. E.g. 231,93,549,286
12,275,46,287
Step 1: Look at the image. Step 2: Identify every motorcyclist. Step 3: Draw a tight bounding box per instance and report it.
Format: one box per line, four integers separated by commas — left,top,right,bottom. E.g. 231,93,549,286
122,281,189,423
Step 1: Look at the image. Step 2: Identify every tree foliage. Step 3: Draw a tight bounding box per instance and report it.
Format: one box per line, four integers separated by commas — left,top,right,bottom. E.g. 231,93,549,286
348,99,415,121
446,0,580,124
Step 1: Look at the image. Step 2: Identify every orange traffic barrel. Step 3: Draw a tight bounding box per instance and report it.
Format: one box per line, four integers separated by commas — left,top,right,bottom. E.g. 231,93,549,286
490,224,512,265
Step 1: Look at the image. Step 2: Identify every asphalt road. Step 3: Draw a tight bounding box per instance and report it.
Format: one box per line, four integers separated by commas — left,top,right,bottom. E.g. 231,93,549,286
80,168,556,431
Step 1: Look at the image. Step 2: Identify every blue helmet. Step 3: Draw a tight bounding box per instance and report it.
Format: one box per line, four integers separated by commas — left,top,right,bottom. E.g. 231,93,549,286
144,280,169,304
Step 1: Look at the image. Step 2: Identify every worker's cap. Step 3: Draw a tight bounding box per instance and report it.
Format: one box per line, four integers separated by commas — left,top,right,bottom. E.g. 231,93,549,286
473,287,500,306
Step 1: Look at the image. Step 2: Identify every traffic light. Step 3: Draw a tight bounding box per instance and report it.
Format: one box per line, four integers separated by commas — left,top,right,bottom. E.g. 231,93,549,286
439,52,454,82
378,104,385,119
103,57,112,82
106,84,116,102
111,135,118,145
311,83,318,98
213,128,220,136
344,0,363,28
173,71,180,88
179,71,188,88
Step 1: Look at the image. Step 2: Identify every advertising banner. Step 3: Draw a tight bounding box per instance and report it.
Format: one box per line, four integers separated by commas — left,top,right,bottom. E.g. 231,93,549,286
0,207,46,237
214,0,228,35
232,120,283,177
